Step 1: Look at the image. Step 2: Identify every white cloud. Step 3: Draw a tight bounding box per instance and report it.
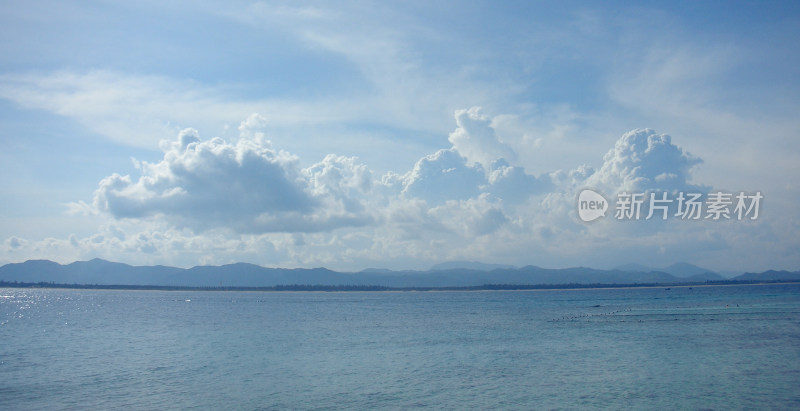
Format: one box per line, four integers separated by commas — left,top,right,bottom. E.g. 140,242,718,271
56,109,556,267
0,70,239,148
399,149,484,205
1,3,798,274
448,107,516,168
4,236,26,250
396,108,550,205
486,159,552,203
606,42,800,196
237,113,270,144
88,124,374,234
6,109,791,273
305,154,372,199
0,70,425,152
585,128,705,194
430,194,509,237
75,113,716,260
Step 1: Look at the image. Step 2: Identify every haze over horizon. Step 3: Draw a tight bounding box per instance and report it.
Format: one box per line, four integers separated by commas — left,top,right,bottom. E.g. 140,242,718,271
1,2,798,273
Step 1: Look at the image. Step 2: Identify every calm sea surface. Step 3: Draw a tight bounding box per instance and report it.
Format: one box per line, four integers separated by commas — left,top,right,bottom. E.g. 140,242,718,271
1,284,799,410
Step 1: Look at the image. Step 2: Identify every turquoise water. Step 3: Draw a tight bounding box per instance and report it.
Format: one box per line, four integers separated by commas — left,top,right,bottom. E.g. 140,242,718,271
1,284,799,410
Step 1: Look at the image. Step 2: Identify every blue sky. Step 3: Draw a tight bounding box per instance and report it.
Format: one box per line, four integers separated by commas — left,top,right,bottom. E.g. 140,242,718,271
0,1,798,272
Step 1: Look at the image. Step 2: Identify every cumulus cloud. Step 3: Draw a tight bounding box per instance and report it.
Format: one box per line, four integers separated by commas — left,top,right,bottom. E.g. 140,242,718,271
394,108,550,206
398,149,484,204
584,128,705,194
486,159,553,203
4,236,26,250
90,125,373,234
83,109,570,240
394,150,550,206
305,154,372,200
448,107,516,168
430,194,509,237
237,113,270,144
55,109,743,271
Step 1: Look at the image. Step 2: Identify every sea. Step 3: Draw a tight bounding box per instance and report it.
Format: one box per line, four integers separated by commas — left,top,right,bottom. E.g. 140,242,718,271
1,283,798,410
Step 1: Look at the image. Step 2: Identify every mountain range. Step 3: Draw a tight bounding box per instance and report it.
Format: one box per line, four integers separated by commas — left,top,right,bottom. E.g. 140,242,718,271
614,262,727,280
1,259,798,288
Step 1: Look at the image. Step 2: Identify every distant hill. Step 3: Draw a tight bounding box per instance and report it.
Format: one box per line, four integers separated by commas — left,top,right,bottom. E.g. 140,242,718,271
0,258,183,285
733,270,800,282
358,268,395,274
718,270,743,279
430,261,516,271
614,263,653,272
615,262,724,280
663,262,719,278
0,259,796,288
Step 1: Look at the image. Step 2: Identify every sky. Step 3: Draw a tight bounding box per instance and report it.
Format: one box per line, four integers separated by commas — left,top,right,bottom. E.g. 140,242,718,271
0,0,798,272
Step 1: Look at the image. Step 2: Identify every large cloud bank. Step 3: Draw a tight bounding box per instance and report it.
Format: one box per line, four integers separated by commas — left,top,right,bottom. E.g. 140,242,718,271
90,108,559,236
9,107,762,270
